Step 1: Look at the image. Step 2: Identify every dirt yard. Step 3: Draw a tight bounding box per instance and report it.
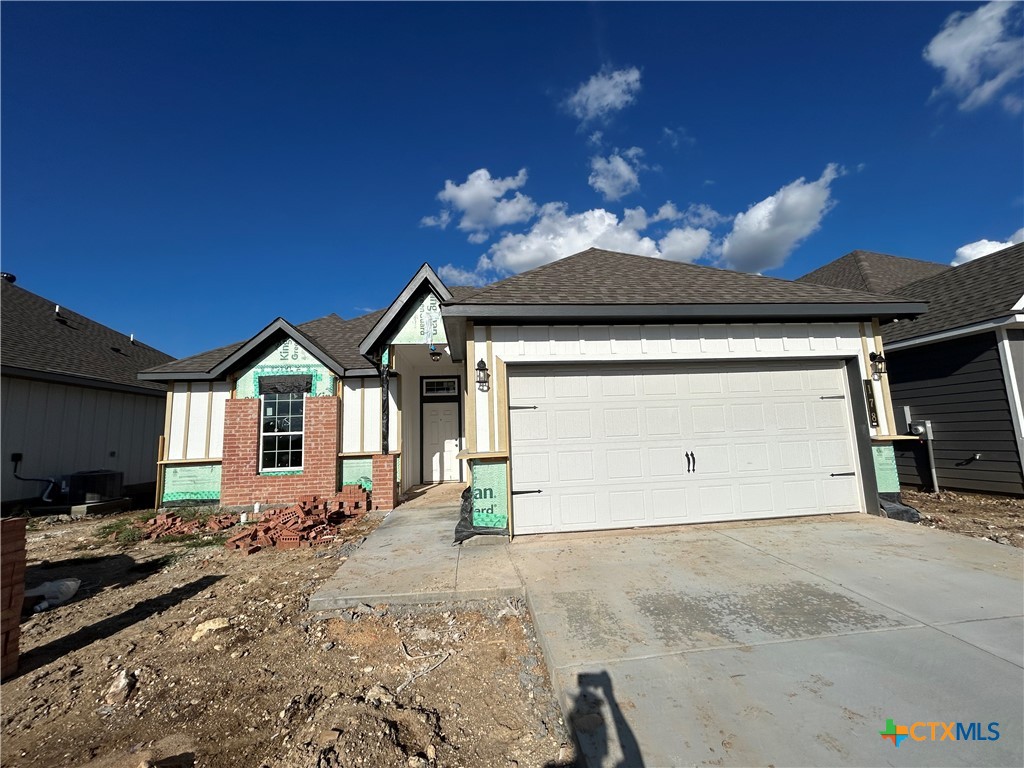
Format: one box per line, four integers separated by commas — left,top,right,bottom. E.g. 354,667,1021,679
0,510,573,768
903,487,1024,547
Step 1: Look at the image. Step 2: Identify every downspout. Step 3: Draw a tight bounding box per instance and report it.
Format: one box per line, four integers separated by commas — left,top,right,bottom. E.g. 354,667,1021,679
373,349,391,455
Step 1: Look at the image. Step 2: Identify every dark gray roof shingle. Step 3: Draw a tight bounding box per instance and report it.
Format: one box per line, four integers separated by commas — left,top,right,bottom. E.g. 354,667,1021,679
1,280,173,392
796,250,950,294
450,247,912,305
881,243,1024,343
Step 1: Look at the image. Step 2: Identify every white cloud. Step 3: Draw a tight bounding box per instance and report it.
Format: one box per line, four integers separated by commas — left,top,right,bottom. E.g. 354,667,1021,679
951,228,1024,265
588,147,645,201
659,227,712,264
439,199,717,282
588,130,604,147
437,263,490,287
924,1,1024,113
681,203,729,229
662,126,696,149
720,164,843,273
566,66,642,123
421,168,537,243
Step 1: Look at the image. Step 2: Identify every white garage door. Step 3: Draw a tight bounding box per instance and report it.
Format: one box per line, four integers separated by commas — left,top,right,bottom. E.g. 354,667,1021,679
509,361,863,534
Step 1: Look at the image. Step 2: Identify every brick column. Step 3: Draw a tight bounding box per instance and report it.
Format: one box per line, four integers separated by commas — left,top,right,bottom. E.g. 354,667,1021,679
372,454,399,511
1,518,27,681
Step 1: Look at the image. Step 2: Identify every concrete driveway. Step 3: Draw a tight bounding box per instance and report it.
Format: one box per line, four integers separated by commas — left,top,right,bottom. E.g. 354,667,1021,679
509,515,1023,767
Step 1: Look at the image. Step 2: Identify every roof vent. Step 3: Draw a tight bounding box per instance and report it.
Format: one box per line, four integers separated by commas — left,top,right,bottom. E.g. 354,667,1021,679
0,273,15,283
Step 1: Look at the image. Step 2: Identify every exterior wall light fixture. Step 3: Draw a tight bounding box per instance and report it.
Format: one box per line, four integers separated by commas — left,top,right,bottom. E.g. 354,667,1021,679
476,359,490,391
869,352,886,381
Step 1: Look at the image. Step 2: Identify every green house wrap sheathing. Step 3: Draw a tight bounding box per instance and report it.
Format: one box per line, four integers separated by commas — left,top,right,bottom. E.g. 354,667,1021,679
470,460,508,529
163,463,221,503
872,444,900,494
341,458,373,491
235,338,335,399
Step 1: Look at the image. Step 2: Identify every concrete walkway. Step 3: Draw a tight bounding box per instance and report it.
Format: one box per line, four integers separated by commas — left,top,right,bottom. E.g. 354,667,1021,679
510,515,1024,768
308,486,522,610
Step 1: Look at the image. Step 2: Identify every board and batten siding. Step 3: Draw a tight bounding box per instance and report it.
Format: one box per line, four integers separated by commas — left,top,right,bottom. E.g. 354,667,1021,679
888,332,1024,495
340,377,399,455
164,382,231,461
1,375,164,502
469,322,873,454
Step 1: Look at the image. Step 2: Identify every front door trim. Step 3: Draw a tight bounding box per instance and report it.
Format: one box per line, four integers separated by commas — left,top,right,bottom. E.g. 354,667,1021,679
420,375,463,484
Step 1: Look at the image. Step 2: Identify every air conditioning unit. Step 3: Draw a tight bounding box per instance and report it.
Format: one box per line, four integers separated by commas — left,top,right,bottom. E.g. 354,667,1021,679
68,470,123,505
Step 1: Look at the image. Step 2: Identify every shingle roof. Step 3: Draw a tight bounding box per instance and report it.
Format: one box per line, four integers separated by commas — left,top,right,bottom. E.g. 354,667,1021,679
881,243,1024,343
796,250,951,294
143,310,387,377
144,286,485,379
1,279,173,392
449,247,914,306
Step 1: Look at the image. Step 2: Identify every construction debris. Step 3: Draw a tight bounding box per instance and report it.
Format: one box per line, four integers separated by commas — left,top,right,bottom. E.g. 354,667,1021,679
137,512,240,541
225,487,372,555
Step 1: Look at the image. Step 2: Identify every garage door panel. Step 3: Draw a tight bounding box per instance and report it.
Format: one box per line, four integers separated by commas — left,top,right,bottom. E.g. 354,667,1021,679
733,443,771,473
649,447,685,476
651,488,689,520
515,494,552,530
731,403,767,432
607,449,643,479
604,407,640,437
609,490,646,523
692,405,727,434
645,407,681,436
783,480,819,512
554,410,592,439
560,494,598,526
509,361,862,534
510,409,547,440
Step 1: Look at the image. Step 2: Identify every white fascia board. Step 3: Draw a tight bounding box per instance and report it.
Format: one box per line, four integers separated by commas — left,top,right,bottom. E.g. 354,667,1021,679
885,314,1024,351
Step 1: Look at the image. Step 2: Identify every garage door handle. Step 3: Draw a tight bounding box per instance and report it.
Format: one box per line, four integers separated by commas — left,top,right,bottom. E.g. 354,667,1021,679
686,451,696,473
512,489,543,495
829,472,856,477
510,405,538,410
819,395,845,400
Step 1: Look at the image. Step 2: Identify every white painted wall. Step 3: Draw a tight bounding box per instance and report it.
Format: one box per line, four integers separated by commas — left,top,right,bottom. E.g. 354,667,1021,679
164,381,231,460
472,322,871,453
1,375,165,501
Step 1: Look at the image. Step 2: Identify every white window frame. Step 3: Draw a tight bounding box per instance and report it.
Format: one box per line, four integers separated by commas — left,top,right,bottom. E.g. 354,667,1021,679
422,377,459,397
259,392,305,472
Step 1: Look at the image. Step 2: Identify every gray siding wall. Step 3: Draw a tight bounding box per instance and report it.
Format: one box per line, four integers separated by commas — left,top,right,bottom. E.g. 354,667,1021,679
888,332,1024,495
1,375,165,502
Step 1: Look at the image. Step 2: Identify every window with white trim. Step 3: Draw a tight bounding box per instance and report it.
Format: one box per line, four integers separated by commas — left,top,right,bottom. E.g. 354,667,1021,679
261,392,304,471
422,378,459,397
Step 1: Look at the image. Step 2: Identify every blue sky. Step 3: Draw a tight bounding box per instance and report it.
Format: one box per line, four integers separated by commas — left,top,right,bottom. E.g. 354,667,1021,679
3,2,1022,359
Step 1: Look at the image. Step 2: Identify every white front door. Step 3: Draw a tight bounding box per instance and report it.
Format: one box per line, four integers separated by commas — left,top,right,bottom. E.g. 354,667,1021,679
423,401,460,483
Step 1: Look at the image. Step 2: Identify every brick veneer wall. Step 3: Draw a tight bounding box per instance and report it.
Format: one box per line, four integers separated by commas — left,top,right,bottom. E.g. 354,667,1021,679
372,453,399,511
1,518,27,681
221,396,340,506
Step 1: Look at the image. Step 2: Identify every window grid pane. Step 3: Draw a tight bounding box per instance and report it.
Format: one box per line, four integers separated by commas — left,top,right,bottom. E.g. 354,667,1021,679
260,393,304,471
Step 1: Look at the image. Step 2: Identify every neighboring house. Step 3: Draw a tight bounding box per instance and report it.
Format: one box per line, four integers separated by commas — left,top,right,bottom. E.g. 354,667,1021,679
140,247,924,536
799,245,1024,495
1,275,174,506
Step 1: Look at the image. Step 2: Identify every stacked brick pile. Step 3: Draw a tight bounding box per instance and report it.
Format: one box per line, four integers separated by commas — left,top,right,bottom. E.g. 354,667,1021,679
139,512,240,540
225,487,370,556
1,517,27,681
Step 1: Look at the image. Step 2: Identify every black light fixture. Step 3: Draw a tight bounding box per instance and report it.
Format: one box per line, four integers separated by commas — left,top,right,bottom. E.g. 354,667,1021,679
476,359,490,391
428,344,442,363
869,352,886,381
